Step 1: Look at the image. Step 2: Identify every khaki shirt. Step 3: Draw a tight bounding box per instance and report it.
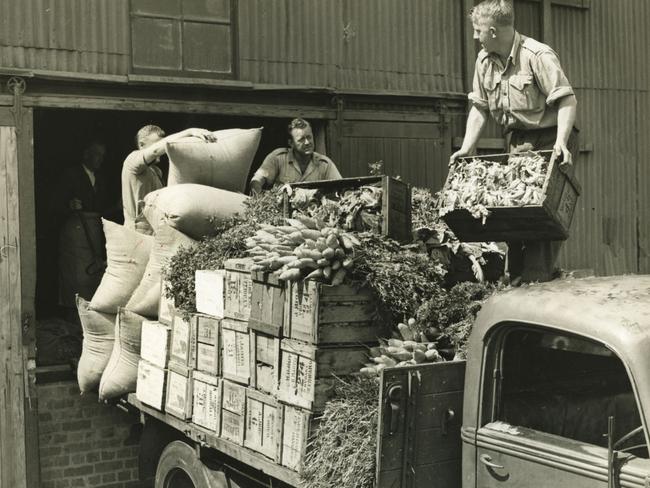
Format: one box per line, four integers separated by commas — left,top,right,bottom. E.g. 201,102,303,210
121,150,164,229
252,148,342,186
469,31,575,131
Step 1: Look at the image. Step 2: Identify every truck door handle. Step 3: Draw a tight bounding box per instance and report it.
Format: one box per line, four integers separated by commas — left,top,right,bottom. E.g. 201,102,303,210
385,385,402,435
480,454,504,470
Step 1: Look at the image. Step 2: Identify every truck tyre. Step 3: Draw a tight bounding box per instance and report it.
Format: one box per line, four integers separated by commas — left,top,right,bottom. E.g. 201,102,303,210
155,441,228,488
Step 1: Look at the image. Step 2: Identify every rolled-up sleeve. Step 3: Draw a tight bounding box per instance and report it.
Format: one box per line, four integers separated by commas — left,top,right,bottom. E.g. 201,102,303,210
532,51,575,105
252,152,279,184
468,58,489,112
123,150,148,175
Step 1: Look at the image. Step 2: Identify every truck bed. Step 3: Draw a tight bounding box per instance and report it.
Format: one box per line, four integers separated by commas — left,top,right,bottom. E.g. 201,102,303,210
126,394,301,487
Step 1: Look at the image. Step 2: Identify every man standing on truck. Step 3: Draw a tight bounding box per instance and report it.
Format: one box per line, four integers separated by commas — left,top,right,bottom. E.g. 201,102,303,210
450,0,578,283
249,118,342,195
121,125,216,233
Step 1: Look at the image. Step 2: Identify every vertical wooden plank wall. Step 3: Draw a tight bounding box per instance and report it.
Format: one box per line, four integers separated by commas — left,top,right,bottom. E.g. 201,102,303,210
0,116,27,488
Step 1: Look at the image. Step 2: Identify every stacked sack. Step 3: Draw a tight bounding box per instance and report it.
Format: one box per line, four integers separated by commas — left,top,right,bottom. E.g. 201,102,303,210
76,128,260,400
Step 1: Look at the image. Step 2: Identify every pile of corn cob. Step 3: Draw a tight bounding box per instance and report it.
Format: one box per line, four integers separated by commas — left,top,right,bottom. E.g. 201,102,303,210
245,215,359,284
360,318,445,376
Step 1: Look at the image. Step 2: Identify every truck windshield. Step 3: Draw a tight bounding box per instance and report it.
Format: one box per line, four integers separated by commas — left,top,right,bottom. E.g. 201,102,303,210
491,327,647,457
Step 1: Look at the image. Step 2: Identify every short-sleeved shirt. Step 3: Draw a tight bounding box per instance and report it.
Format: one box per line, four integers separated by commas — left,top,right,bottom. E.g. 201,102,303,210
252,148,342,186
121,150,164,229
469,31,574,131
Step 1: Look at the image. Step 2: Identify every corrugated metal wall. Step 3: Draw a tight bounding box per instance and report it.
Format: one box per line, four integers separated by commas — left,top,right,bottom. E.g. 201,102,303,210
0,0,648,276
0,0,129,74
544,0,650,275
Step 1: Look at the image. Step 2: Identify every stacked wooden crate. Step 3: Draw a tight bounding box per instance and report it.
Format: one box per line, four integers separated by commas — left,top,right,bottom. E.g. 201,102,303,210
139,256,381,473
136,320,171,410
277,279,381,472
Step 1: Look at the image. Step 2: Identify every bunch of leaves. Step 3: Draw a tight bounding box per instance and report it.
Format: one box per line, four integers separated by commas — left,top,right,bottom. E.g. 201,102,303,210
300,376,380,488
164,189,284,313
415,281,499,358
349,233,447,325
411,186,440,231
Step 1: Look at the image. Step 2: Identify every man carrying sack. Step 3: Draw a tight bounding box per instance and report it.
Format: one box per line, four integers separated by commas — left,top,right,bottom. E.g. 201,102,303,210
450,0,579,283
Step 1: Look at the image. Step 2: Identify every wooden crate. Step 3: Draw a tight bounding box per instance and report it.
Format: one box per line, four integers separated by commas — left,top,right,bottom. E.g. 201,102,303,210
224,258,254,321
165,362,193,420
286,280,384,345
194,313,221,375
244,389,282,461
140,321,170,369
192,371,221,433
158,278,176,326
195,313,220,346
249,271,285,336
136,360,166,411
169,312,197,367
195,269,226,318
221,318,250,385
282,176,412,243
277,339,369,411
249,330,281,395
220,380,246,445
281,405,320,473
441,151,582,241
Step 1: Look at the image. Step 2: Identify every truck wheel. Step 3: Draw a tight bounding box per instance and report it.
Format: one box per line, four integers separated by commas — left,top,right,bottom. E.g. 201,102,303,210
155,441,227,488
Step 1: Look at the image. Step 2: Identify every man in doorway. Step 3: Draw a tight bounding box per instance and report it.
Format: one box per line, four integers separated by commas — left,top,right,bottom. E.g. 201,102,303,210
450,0,578,283
249,118,342,194
121,125,215,232
56,141,109,218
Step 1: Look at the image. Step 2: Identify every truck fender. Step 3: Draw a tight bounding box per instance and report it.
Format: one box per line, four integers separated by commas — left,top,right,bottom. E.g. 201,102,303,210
155,441,228,488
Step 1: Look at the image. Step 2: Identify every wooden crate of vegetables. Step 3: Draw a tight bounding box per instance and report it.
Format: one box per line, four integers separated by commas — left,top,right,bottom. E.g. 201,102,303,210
439,150,580,241
282,176,412,243
280,404,320,473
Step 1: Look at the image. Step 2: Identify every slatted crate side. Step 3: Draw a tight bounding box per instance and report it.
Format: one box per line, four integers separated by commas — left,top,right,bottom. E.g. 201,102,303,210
286,280,383,345
195,314,220,346
221,318,250,385
249,271,285,337
165,363,193,420
224,258,254,321
170,313,197,367
196,342,220,376
195,269,226,318
249,330,281,396
244,389,283,461
281,405,321,473
282,176,412,243
159,278,176,326
220,380,246,445
140,321,171,369
277,339,369,411
192,371,221,433
136,359,167,411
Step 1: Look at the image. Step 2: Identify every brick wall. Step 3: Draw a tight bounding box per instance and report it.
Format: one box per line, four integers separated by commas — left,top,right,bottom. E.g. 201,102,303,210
37,380,144,488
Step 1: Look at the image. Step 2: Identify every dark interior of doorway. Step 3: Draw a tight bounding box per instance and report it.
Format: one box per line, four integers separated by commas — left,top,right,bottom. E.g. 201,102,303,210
33,107,311,366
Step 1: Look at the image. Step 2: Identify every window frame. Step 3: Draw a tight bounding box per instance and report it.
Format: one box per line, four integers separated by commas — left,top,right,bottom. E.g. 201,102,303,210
479,321,649,456
129,0,239,80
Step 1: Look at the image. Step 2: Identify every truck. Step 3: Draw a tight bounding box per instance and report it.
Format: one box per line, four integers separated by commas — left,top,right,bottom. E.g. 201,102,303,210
126,274,650,488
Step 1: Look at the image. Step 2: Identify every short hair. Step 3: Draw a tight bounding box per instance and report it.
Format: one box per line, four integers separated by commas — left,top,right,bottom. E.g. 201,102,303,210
470,0,514,26
287,118,311,138
135,125,165,147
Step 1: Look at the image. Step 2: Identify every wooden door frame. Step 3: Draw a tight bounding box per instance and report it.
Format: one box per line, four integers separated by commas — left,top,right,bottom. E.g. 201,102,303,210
0,86,38,488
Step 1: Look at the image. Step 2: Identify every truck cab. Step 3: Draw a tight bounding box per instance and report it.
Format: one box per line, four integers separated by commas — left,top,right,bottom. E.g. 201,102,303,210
378,275,650,488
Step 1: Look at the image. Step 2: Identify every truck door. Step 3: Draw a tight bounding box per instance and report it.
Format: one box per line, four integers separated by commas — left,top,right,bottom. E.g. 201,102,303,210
376,361,465,488
475,325,650,488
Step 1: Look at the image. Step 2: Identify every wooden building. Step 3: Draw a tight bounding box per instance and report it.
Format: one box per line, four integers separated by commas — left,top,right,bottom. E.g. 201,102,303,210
0,1,648,486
